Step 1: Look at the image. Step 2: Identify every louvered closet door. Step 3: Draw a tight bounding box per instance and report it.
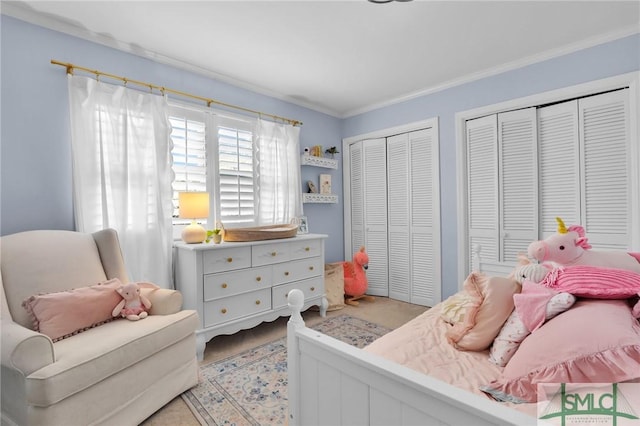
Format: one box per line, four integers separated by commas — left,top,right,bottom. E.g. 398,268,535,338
409,128,440,306
362,139,389,296
349,143,365,251
579,90,629,249
498,108,538,262
387,134,410,302
466,115,499,264
538,100,581,237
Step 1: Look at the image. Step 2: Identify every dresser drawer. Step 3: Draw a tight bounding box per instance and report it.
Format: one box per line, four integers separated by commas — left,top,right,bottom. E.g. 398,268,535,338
289,239,323,261
203,288,271,327
203,246,251,274
272,277,324,310
252,242,291,267
203,266,272,301
273,256,323,285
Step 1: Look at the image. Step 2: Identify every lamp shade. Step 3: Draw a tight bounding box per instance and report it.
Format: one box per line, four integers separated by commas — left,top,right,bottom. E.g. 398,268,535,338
179,192,209,243
179,192,209,219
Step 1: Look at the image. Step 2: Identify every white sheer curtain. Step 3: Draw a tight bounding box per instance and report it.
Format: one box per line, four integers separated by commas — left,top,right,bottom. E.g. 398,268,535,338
67,75,173,287
254,119,303,225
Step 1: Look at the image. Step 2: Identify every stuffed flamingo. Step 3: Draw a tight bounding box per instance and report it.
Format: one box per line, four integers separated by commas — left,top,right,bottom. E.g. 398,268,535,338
342,246,374,306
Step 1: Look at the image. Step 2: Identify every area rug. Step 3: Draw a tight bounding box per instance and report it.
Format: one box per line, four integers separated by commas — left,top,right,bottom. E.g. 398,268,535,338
181,315,390,426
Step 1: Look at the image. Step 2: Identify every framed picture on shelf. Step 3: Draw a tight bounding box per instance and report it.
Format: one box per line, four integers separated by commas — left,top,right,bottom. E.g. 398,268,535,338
320,174,332,194
298,216,309,234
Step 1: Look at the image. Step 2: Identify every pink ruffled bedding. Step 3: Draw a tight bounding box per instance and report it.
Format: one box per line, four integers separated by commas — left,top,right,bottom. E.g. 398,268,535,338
364,298,640,413
364,304,538,416
482,299,640,403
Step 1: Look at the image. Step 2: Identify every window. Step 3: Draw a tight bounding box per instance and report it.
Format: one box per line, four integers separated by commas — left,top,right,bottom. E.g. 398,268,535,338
216,116,255,225
169,103,296,237
169,108,207,226
169,104,258,228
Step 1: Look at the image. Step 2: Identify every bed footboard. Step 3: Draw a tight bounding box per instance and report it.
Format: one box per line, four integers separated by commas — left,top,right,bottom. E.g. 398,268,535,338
287,289,537,426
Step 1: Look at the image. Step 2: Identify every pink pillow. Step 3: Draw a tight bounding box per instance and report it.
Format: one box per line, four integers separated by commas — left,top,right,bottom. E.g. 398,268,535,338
482,299,640,403
541,265,640,298
22,278,123,341
445,272,521,351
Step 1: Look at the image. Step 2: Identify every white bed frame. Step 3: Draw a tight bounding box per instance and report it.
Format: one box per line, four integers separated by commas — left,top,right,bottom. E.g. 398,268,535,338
286,263,539,426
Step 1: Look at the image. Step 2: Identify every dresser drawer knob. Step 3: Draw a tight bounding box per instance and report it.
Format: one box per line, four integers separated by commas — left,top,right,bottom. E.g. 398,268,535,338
310,286,315,291
227,257,233,263
221,308,227,314
256,276,262,282
284,271,290,276
309,266,314,271
221,283,228,289
271,251,277,257
305,247,310,251
255,300,261,305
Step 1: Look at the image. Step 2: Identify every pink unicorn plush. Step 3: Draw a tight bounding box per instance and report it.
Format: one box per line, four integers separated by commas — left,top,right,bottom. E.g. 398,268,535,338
527,217,640,317
527,217,640,272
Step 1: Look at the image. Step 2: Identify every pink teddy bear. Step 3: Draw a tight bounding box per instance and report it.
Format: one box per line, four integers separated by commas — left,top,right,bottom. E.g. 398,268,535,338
112,282,154,321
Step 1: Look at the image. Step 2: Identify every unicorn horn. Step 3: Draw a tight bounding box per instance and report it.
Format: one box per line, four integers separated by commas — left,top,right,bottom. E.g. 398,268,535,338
556,217,568,234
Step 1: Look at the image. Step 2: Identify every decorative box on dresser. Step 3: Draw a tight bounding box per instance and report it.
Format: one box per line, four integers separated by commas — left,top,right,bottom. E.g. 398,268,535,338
174,234,328,360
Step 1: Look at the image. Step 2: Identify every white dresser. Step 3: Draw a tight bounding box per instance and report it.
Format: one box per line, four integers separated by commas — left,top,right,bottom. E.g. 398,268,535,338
174,234,328,360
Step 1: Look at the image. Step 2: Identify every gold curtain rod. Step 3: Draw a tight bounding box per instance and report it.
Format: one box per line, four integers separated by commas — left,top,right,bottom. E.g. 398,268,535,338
51,59,303,127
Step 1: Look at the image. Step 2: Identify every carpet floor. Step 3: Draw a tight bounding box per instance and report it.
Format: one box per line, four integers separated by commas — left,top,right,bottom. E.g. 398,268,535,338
181,315,390,426
140,296,429,426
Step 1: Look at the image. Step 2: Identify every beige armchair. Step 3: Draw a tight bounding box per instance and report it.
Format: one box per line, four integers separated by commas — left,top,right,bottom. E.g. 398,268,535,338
1,229,199,426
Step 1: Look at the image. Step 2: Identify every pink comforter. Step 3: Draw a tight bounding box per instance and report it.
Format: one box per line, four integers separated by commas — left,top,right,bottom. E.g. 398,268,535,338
364,304,537,417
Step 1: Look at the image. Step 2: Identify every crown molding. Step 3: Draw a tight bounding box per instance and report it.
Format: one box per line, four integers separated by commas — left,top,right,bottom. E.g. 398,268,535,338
3,2,637,120
341,26,640,118
1,1,342,118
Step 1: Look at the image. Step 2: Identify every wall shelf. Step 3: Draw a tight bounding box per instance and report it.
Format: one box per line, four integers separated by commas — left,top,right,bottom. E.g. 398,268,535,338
301,155,338,169
303,193,338,204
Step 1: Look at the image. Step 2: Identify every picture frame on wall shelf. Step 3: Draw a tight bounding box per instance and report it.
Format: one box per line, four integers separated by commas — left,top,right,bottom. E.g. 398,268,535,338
320,174,332,194
297,216,309,234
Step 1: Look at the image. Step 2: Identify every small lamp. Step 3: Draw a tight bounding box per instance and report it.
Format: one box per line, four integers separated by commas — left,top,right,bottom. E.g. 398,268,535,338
179,192,210,244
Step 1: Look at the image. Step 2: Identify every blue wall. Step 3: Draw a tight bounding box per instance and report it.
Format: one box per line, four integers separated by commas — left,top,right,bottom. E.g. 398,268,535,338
0,15,344,262
342,33,639,298
2,15,638,299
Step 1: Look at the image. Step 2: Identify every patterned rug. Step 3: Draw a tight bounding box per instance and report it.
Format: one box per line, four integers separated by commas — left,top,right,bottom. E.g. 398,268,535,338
182,315,390,426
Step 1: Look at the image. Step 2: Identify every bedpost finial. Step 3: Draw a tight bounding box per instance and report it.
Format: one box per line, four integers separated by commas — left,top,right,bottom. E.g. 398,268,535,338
288,289,304,310
287,289,305,327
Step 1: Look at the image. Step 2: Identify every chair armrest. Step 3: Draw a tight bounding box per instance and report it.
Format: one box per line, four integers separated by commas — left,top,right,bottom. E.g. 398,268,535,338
1,319,55,376
142,288,183,315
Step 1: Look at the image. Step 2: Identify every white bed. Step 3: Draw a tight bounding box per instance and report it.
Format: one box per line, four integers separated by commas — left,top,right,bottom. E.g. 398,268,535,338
286,287,538,426
286,238,640,426
286,244,542,425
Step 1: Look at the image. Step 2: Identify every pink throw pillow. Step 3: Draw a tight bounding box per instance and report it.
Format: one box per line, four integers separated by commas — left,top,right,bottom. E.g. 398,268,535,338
482,299,640,403
22,278,123,341
541,265,640,299
445,272,521,351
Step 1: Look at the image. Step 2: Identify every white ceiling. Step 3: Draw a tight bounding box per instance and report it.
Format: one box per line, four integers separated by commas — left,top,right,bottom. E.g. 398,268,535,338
4,1,640,117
